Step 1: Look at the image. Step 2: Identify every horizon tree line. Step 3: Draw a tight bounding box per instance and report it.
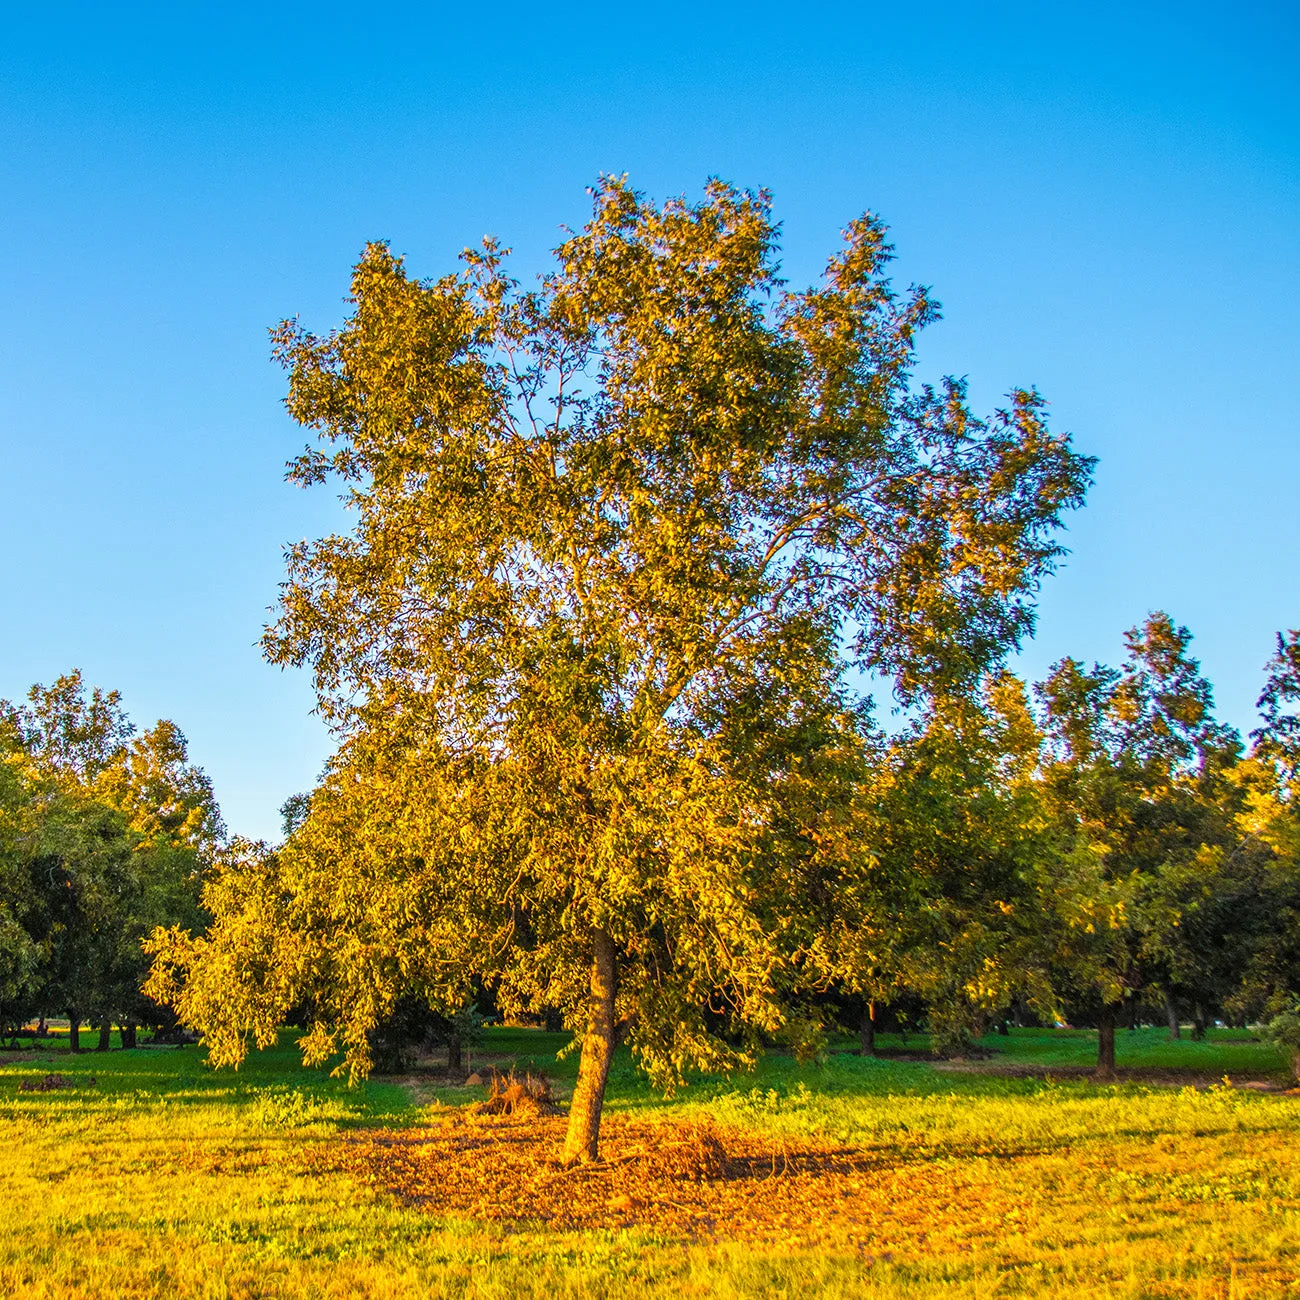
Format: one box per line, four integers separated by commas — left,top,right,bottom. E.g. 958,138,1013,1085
0,671,221,1050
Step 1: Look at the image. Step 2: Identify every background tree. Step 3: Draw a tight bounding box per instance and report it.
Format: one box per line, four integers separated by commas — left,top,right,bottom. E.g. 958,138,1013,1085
0,673,221,1047
0,723,46,1039
817,671,1063,1054
1227,630,1300,1020
151,177,1091,1161
1239,630,1300,863
1035,614,1241,1074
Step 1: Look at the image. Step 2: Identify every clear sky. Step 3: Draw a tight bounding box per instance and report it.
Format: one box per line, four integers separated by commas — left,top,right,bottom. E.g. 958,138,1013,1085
2,2,1296,841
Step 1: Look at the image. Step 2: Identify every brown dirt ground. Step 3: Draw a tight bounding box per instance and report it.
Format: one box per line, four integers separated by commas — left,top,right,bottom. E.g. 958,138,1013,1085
306,1113,909,1245
303,1105,1300,1276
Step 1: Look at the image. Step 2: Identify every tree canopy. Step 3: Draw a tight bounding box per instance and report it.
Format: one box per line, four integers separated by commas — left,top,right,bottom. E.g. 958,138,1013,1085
148,177,1094,1160
0,671,221,1047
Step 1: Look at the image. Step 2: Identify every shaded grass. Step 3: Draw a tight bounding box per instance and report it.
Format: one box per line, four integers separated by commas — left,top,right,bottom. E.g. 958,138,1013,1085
0,1028,1296,1296
959,1024,1283,1075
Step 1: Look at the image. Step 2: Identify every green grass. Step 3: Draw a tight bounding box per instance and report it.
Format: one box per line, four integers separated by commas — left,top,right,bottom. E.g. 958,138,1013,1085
0,1026,1297,1297
963,1023,1285,1074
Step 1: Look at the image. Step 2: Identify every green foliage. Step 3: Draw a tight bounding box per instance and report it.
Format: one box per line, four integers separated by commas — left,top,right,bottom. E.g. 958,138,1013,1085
367,995,485,1072
820,675,1063,1054
1238,631,1300,859
1034,615,1246,1031
1256,629,1300,773
0,671,221,1037
1264,1008,1300,1083
823,614,1300,1062
154,175,1092,1152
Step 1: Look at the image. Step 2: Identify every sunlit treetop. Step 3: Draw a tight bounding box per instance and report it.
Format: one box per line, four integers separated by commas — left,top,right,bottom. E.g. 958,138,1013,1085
266,176,1093,734
160,177,1092,1162
1,670,223,851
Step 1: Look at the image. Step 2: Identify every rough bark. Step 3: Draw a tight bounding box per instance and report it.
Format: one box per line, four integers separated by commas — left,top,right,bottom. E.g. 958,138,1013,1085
122,1023,137,1050
69,1016,81,1054
1165,995,1181,1040
859,1003,876,1056
1095,1007,1117,1079
562,928,617,1165
97,1020,111,1052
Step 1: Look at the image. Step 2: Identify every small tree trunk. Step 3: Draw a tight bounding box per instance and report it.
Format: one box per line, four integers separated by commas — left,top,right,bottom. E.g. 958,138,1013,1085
859,1003,876,1056
562,928,617,1165
1192,1005,1208,1040
97,1020,111,1052
1165,995,1181,1040
69,1016,82,1054
447,1031,462,1074
122,1023,137,1050
1096,1008,1116,1080
36,1015,46,1038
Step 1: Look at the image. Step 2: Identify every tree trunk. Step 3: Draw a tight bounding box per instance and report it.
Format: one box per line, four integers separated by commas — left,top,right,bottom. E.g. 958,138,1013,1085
1192,1005,1208,1040
562,929,617,1165
1165,995,1181,1040
36,1015,46,1038
97,1020,111,1052
447,1031,462,1074
69,1016,82,1054
122,1023,137,1050
859,1002,876,1056
1095,1007,1116,1080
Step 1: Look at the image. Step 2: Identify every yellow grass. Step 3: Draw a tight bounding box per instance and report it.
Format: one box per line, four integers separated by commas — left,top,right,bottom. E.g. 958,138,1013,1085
0,1031,1297,1297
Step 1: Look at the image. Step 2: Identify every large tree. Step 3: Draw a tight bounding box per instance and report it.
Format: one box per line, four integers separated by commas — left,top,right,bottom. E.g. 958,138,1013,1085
151,178,1091,1161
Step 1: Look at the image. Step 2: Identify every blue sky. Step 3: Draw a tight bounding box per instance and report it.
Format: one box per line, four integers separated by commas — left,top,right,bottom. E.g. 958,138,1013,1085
2,2,1296,840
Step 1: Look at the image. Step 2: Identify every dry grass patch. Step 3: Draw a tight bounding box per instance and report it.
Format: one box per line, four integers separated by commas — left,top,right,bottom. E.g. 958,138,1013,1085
308,1109,1300,1292
315,1112,943,1243
471,1070,562,1119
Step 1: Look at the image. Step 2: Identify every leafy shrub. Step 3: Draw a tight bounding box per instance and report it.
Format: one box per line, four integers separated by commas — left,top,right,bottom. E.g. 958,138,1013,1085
1264,1008,1300,1083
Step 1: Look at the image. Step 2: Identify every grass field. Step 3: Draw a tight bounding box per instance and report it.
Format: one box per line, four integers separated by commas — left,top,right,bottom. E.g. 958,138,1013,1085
1,1025,1297,1297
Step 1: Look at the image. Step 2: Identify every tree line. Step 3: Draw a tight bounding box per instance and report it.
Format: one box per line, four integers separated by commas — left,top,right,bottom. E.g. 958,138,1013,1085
0,672,221,1050
11,178,1296,1164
